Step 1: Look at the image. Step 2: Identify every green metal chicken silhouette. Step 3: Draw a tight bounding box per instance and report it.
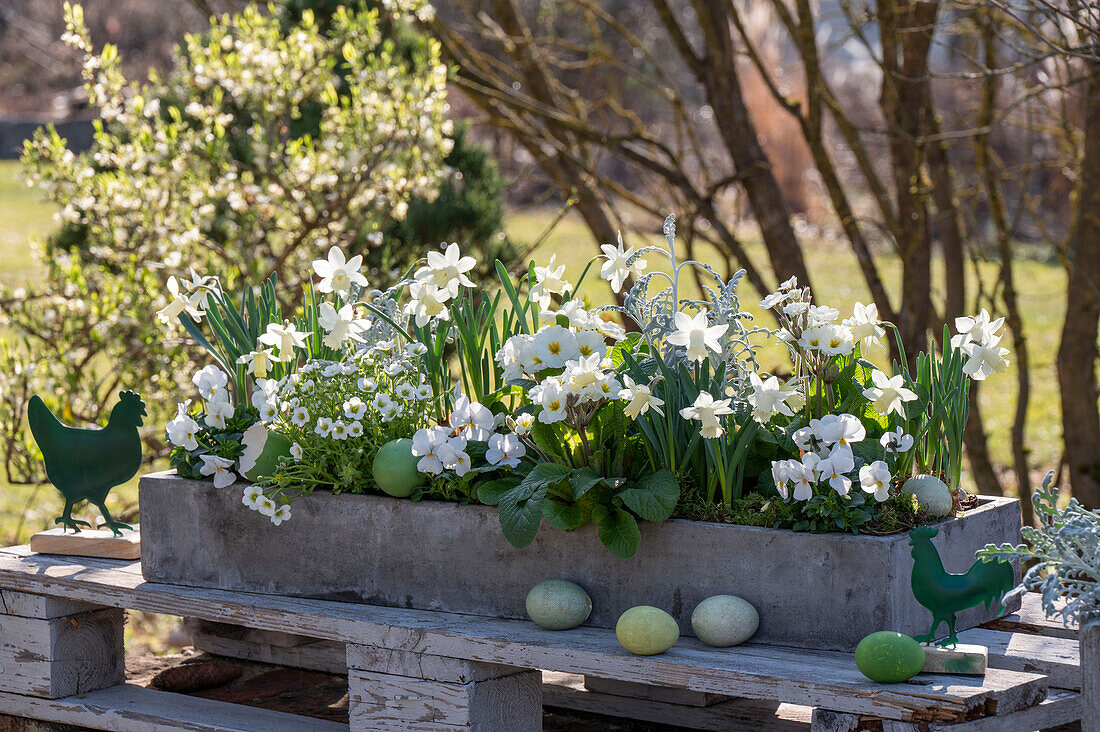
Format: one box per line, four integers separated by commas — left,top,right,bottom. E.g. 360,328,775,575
27,391,145,536
909,526,1014,646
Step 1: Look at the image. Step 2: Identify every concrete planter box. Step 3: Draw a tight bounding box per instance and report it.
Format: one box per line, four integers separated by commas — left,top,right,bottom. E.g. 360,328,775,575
139,471,1021,651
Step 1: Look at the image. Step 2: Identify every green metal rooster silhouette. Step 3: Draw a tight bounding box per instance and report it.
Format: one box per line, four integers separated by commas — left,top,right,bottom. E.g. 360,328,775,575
909,526,1015,646
27,391,145,536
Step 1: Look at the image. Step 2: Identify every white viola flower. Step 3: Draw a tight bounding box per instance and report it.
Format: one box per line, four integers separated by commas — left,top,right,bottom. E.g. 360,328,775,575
951,308,1005,348
618,375,665,419
747,373,796,424
450,448,473,476
791,425,818,453
532,377,569,424
790,456,819,501
817,413,866,451
599,234,646,293
312,247,367,294
961,335,1011,381
270,504,291,526
530,254,571,309
291,406,310,427
318,302,369,349
290,442,303,461
406,280,451,327
344,397,368,420
330,420,349,440
450,395,495,441
771,460,793,499
881,428,915,455
258,321,310,361
557,300,592,329
532,325,580,369
511,413,536,436
487,432,526,468
679,391,734,439
411,426,452,474
198,454,237,489
237,348,275,379
242,485,264,509
358,377,377,393
166,401,200,451
414,383,432,401
315,416,333,437
250,386,271,412
859,460,893,502
843,302,885,351
863,370,918,418
817,449,854,496
798,323,854,356
807,305,840,327
255,495,277,517
416,242,477,299
667,310,728,363
205,399,235,430
347,421,364,438
193,365,229,402
157,276,206,325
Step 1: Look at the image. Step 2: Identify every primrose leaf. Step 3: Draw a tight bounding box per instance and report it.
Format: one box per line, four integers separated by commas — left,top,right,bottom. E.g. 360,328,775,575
598,508,641,558
498,481,547,549
618,469,680,522
570,467,606,499
542,496,589,531
477,476,521,506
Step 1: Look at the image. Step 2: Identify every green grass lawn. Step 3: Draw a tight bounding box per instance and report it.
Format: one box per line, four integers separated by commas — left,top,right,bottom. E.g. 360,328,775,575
0,160,1067,546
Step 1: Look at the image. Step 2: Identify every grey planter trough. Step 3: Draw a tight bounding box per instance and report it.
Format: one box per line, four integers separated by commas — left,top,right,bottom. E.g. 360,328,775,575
138,471,1022,651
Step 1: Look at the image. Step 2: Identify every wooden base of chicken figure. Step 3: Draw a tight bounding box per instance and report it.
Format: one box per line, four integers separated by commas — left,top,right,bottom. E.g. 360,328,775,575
25,391,144,559
908,526,1015,675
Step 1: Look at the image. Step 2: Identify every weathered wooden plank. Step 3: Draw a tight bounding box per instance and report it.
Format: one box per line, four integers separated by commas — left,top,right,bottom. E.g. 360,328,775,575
0,549,1050,723
982,592,1077,640
0,609,124,698
29,528,140,561
349,668,541,731
544,672,811,731
809,709,860,732
184,617,315,648
0,590,100,620
0,682,348,731
954,627,1079,690
920,644,987,676
1083,618,1100,732
190,631,348,674
582,675,728,707
879,688,1082,731
348,645,523,683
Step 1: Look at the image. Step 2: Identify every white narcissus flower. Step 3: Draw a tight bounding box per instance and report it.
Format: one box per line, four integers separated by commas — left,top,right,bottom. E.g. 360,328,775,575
881,429,915,454
406,280,450,327
747,373,796,424
312,247,367,294
599,234,646,293
416,242,476,299
961,334,1011,381
237,348,275,379
318,302,368,349
951,308,1005,348
166,401,200,451
843,302,886,351
618,375,665,419
258,321,310,361
860,461,893,502
157,276,206,325
530,254,570,309
486,432,526,468
193,364,229,402
205,398,235,430
270,504,291,526
679,391,734,439
199,454,237,489
450,395,494,442
667,310,728,363
863,370,918,418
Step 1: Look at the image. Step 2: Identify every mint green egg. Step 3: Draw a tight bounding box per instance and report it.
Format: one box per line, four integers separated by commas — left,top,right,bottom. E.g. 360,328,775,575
525,580,592,630
902,474,954,517
242,430,292,483
616,606,679,655
854,631,925,683
372,438,426,497
691,595,759,647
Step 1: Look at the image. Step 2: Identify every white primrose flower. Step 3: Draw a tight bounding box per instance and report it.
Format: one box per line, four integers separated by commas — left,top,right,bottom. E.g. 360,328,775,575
818,448,855,496
237,348,275,379
450,395,494,441
798,323,854,356
312,246,367,294
344,397,368,420
270,504,291,526
166,401,200,451
961,334,1011,381
205,398,235,429
157,275,206,325
487,432,526,468
530,377,569,424
291,406,310,427
406,280,451,327
859,460,893,502
759,289,790,310
881,429,915,455
747,373,796,424
806,305,840,327
511,413,536,436
532,325,580,369
600,234,646,293
843,302,886,351
411,426,453,474
258,321,310,361
783,300,809,318
951,309,1005,348
778,276,799,290
667,310,728,363
199,454,237,489
863,370,918,418
193,365,229,402
574,329,607,359
618,375,665,419
416,242,476,299
318,302,369,349
242,485,264,509
680,391,734,439
290,442,303,461
315,416,333,437
530,254,570,309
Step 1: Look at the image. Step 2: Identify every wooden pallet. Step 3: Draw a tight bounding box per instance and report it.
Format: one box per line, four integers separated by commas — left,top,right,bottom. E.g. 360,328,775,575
0,545,1092,731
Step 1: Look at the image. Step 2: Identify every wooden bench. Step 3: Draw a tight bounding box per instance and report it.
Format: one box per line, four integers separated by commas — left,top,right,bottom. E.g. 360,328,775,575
0,544,1091,731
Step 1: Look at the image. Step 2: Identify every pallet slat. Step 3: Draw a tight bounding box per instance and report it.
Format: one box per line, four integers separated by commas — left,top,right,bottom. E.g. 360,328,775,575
954,627,1080,690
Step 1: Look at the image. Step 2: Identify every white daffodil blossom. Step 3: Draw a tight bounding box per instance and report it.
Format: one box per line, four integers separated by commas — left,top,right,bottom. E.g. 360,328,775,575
530,254,571,309
667,310,728,363
951,309,1005,348
416,242,476,299
859,460,892,502
747,372,796,424
450,395,494,442
205,398,235,429
680,390,734,439
406,280,450,327
863,370,918,418
192,365,230,402
411,426,452,474
270,504,291,526
198,454,237,489
318,302,369,349
843,302,886,351
166,401,200,451
531,377,569,424
961,334,1011,381
618,375,665,419
237,348,275,379
486,432,526,468
157,276,206,325
881,428,915,455
600,234,646,293
312,247,367,295
258,321,310,362
818,448,855,496
180,269,216,309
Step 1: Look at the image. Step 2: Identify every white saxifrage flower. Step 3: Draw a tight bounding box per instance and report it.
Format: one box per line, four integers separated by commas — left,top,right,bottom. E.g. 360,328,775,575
859,461,893,502
270,504,291,526
618,375,665,419
863,370,918,418
599,234,646,293
747,373,796,424
416,242,476,299
199,454,237,489
486,432,526,468
667,310,728,363
312,247,367,295
242,484,263,509
680,391,734,439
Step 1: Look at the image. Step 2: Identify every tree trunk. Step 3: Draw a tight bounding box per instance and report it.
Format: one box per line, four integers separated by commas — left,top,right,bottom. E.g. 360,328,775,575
1057,67,1100,508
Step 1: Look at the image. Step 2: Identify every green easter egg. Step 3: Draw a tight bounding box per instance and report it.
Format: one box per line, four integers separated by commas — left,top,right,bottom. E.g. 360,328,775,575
525,580,592,630
902,474,954,517
616,606,680,656
372,438,427,497
691,595,759,647
241,425,292,483
854,631,925,683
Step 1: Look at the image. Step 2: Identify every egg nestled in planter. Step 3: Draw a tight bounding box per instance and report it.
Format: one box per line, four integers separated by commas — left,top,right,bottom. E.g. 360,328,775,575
525,580,592,630
372,438,427,497
691,595,759,647
854,631,925,683
239,424,293,483
616,606,679,655
902,474,954,518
